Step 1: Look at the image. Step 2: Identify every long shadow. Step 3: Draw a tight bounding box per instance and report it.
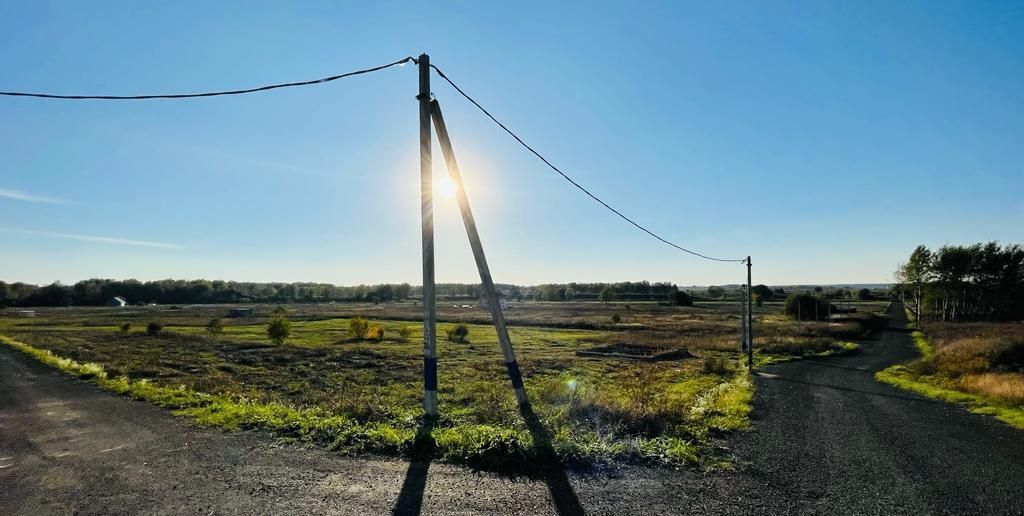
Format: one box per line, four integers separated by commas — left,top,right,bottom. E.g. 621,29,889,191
758,374,944,405
391,419,434,516
519,402,587,516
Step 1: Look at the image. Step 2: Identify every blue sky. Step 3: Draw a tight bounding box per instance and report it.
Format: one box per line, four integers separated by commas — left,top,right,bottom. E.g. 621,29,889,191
1,1,1021,287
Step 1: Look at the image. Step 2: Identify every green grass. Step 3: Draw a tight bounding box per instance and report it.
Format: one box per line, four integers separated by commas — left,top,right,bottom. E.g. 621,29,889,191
911,331,934,357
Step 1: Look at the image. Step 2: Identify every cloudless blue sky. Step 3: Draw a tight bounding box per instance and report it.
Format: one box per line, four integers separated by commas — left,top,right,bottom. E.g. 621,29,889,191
1,1,1021,287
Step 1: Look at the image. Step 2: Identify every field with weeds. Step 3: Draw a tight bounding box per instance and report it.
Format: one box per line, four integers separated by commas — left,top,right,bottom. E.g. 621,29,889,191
0,300,877,471
877,320,1024,429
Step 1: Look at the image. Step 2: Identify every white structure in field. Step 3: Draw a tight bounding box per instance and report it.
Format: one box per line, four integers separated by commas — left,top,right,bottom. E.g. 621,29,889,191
17,310,36,318
107,296,128,307
479,294,508,311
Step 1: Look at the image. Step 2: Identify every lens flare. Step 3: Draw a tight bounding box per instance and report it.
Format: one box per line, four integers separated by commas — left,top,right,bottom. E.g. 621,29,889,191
438,174,458,199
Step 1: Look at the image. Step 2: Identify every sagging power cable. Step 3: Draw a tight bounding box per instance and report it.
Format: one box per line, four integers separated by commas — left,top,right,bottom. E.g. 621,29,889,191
428,63,746,263
0,57,414,100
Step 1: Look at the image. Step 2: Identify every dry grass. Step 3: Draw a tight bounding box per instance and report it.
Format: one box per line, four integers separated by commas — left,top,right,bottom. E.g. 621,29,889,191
958,373,1024,404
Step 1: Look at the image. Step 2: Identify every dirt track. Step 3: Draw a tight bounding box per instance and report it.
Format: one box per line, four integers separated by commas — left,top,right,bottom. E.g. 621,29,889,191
2,303,1022,515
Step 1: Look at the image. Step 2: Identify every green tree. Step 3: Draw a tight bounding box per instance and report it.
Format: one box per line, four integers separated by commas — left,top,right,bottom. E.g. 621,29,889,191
706,286,725,299
598,287,615,303
753,284,774,301
267,316,291,345
206,317,224,334
783,294,830,321
146,321,163,336
673,290,693,306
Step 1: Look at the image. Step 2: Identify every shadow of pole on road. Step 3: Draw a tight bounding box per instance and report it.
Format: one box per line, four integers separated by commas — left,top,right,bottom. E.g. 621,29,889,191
391,419,434,516
520,402,587,516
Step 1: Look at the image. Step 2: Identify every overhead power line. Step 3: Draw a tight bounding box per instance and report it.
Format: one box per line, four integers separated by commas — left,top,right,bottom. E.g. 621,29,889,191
1,54,744,264
0,57,414,100
427,63,746,264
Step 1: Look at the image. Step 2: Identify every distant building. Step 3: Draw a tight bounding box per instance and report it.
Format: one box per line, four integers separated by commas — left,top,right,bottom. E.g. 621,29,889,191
229,307,255,317
479,294,508,311
107,296,127,307
17,310,36,318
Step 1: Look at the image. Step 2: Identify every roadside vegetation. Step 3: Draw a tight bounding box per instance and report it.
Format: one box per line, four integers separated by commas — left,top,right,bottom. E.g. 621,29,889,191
882,242,1024,429
0,299,879,471
877,324,1024,429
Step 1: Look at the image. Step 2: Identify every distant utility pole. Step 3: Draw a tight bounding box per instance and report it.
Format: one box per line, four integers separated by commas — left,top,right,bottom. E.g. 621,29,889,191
418,53,438,417
431,99,528,406
746,256,753,368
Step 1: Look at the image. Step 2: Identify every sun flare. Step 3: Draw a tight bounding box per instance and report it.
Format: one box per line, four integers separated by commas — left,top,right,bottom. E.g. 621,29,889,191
437,174,458,199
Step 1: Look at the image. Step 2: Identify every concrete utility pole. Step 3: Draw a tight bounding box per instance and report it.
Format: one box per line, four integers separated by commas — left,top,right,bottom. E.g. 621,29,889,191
431,99,529,406
746,256,753,368
418,54,438,417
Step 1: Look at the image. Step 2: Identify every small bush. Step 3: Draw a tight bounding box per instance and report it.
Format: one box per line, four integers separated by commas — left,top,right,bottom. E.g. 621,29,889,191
702,356,735,375
119,322,132,333
349,316,370,340
267,316,291,345
446,324,470,343
611,314,621,324
206,318,224,335
398,326,413,343
272,306,288,316
146,322,163,336
368,325,384,342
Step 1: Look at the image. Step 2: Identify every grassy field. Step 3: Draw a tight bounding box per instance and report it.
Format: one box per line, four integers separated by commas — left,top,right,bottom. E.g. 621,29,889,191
877,319,1024,429
0,300,883,471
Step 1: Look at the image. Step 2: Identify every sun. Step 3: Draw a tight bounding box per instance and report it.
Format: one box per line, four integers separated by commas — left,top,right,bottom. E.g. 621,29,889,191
437,174,458,199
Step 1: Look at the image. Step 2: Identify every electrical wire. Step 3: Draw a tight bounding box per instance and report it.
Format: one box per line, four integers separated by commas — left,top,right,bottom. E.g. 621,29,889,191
428,63,747,264
0,57,414,100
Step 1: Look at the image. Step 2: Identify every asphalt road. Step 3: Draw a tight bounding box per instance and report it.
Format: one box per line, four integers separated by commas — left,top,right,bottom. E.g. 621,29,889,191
1,302,1021,515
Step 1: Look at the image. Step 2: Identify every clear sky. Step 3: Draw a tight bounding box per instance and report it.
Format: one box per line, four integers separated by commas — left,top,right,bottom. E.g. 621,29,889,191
1,1,1021,287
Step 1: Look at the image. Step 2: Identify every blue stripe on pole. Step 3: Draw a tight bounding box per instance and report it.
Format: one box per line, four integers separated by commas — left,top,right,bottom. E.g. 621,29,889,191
505,360,524,389
424,357,437,391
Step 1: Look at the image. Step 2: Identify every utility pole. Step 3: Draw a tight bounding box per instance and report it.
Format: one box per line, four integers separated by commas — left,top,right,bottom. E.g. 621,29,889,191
746,256,753,368
417,53,438,417
431,99,529,406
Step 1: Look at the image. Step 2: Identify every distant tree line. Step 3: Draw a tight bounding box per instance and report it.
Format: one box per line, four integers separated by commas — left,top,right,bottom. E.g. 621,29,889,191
895,242,1024,322
0,278,698,308
0,279,414,307
531,281,681,302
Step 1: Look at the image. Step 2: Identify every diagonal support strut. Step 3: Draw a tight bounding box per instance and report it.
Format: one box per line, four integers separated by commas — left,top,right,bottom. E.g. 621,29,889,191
430,99,529,406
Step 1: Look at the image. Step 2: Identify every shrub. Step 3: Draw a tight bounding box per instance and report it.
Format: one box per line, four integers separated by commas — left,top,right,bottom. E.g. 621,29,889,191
119,322,132,333
267,316,291,345
272,306,288,316
206,318,224,334
368,325,384,342
702,356,734,375
610,314,622,324
146,322,163,336
349,316,370,340
446,324,470,343
398,326,413,343
673,291,693,306
782,294,831,321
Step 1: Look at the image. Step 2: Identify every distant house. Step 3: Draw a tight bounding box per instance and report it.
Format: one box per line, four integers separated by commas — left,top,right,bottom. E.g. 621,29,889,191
229,307,255,318
107,296,127,307
17,310,36,318
479,294,509,311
